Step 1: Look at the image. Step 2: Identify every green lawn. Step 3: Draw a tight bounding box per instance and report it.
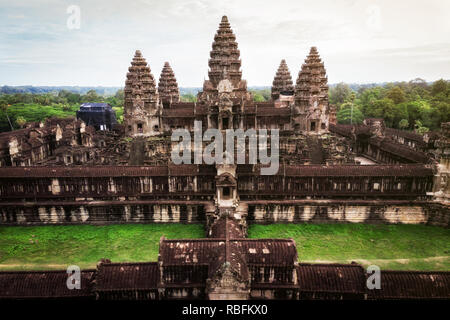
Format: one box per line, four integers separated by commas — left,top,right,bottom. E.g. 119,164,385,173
248,223,450,271
0,223,448,271
0,224,204,271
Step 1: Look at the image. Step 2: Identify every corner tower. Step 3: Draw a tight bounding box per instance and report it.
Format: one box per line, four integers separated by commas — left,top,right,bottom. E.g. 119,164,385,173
293,47,330,134
123,50,161,136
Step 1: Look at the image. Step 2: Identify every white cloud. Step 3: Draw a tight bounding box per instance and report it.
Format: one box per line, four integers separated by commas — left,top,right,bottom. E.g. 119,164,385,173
0,0,449,86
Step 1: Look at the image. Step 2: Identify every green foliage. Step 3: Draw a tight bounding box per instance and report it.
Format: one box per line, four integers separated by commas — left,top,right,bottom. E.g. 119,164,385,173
329,82,352,107
336,103,364,124
0,103,79,131
414,120,429,135
15,116,26,128
248,224,450,271
180,93,197,102
398,119,409,129
344,79,449,130
0,89,125,132
253,93,265,102
0,224,204,270
82,89,103,103
250,89,271,102
113,106,124,124
386,86,406,104
431,79,448,96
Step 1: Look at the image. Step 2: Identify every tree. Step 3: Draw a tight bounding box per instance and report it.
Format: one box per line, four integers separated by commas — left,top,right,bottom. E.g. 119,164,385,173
115,89,124,102
398,119,409,129
253,93,265,102
414,120,429,135
0,100,14,130
409,78,427,88
329,83,352,107
82,90,103,103
431,79,448,96
67,92,81,104
15,116,27,128
365,98,396,127
336,103,364,125
180,93,197,102
386,86,406,104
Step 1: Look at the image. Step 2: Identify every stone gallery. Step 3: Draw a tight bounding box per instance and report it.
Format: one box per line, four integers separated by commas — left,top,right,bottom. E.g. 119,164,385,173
0,16,449,300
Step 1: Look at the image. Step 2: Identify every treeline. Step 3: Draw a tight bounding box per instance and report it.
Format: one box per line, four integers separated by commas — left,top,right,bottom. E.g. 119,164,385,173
0,90,125,132
1,80,448,133
331,78,450,133
0,86,122,95
0,89,201,132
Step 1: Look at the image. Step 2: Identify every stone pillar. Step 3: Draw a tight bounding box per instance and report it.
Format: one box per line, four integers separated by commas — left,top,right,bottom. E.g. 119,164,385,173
430,122,450,203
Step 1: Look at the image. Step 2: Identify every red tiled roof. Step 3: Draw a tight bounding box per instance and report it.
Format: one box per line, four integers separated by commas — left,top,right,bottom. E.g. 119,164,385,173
159,238,297,267
240,239,298,266
0,165,216,178
373,138,430,163
385,128,425,143
0,270,95,298
95,262,159,291
256,104,291,117
266,164,434,177
297,263,366,294
368,270,450,299
209,216,244,238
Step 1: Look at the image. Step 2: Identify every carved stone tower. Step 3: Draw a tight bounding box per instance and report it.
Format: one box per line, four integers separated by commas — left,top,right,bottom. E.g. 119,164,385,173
158,62,180,107
271,59,294,100
293,47,330,134
198,16,251,104
124,50,161,136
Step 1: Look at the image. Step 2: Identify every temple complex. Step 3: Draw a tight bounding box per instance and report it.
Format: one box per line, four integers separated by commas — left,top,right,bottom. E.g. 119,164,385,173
0,16,449,300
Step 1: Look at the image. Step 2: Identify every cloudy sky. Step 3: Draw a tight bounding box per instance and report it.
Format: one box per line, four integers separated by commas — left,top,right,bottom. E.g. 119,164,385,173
0,0,449,87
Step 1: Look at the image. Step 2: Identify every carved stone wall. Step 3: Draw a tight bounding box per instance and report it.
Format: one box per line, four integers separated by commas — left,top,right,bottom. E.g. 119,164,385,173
0,203,208,225
247,202,449,227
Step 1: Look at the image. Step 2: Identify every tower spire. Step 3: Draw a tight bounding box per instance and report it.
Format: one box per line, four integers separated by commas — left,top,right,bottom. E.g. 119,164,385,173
271,59,294,100
293,47,330,133
158,61,180,105
295,47,328,101
123,50,159,136
208,15,242,88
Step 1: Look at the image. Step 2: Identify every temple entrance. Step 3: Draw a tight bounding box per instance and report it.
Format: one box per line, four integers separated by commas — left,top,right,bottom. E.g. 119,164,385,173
222,186,231,199
222,117,229,130
310,121,316,132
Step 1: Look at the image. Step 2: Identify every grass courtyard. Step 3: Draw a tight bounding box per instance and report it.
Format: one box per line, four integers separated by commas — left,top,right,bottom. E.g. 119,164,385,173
0,223,448,271
0,224,205,271
249,224,450,271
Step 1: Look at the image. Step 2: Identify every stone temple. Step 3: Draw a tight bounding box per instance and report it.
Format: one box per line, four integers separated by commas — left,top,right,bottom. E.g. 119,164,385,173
0,16,449,300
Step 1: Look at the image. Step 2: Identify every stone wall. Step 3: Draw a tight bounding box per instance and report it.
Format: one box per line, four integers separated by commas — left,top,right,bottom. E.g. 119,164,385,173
2,200,448,227
0,203,207,225
247,201,449,227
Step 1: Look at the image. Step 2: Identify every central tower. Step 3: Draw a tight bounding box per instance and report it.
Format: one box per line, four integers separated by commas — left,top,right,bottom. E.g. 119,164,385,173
198,16,251,103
